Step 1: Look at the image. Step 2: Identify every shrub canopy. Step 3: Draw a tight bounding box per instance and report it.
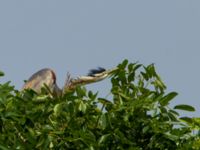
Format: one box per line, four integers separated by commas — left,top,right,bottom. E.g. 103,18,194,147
0,60,199,149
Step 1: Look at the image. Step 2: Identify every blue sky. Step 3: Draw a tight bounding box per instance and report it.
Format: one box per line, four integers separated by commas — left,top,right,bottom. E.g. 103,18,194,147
0,1,199,117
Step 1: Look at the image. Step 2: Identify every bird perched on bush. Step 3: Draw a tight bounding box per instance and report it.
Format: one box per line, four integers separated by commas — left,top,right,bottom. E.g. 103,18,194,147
22,67,116,96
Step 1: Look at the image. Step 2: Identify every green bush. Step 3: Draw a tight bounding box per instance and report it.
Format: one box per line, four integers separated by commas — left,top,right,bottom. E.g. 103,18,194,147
0,60,199,149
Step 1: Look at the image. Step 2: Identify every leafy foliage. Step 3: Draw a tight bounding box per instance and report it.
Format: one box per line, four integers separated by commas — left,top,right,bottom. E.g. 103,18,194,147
0,60,199,149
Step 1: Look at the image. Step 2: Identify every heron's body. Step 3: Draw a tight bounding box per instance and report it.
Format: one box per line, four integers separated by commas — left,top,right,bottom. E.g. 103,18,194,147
22,68,61,95
22,67,117,96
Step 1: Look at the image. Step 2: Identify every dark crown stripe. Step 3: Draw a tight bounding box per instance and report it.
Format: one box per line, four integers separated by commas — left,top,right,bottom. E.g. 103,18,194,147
87,67,106,77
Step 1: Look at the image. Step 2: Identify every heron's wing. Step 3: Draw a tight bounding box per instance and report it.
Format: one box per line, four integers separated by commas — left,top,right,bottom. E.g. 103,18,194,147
22,68,57,93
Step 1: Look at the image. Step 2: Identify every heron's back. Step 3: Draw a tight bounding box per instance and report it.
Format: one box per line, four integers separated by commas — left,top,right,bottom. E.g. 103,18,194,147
22,68,57,93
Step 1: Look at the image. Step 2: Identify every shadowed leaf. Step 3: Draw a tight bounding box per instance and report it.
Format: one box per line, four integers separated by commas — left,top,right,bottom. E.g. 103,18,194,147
174,104,195,112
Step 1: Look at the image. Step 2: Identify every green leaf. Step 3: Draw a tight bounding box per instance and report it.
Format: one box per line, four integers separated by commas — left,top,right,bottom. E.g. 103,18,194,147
118,92,131,101
168,112,178,121
78,101,87,113
118,59,128,70
98,134,111,145
169,109,179,116
98,98,112,105
128,63,134,72
0,145,9,150
118,70,127,83
174,104,195,112
132,64,142,72
36,137,45,148
79,130,96,145
99,114,107,129
164,132,179,141
0,71,4,77
76,86,86,97
160,92,178,106
180,117,193,124
111,78,119,86
53,103,63,116
88,91,98,101
143,64,156,79
141,71,149,80
142,126,150,133
33,95,49,102
128,72,135,82
155,76,166,90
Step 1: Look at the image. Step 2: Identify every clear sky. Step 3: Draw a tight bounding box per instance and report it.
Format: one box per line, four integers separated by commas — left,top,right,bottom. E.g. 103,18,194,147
0,1,199,117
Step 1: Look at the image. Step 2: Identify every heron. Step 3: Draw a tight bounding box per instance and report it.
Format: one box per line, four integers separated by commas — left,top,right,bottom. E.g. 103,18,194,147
22,67,117,96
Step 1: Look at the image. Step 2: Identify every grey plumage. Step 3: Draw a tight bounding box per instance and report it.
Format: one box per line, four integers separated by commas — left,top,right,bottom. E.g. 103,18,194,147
22,67,117,96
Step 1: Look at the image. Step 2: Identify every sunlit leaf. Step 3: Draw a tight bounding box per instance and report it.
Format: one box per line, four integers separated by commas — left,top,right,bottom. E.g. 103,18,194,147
98,134,111,145
78,101,87,113
53,103,63,116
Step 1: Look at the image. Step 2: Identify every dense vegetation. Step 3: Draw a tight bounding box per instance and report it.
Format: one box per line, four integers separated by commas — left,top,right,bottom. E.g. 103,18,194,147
0,60,200,149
